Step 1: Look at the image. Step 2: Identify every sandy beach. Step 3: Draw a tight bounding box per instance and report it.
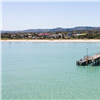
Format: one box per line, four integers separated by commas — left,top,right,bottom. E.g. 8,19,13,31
1,39,100,42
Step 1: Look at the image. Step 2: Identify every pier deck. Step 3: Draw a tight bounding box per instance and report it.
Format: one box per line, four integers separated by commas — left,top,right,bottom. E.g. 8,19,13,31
76,52,100,66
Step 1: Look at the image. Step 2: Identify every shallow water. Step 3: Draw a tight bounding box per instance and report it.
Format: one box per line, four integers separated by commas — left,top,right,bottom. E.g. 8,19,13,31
2,42,100,99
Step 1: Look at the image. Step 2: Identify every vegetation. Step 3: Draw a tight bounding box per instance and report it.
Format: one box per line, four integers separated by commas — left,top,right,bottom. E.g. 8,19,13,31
1,30,100,39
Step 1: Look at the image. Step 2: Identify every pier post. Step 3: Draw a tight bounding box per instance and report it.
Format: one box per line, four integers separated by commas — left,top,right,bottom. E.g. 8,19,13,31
86,58,88,65
88,60,89,64
86,60,88,65
89,60,91,64
99,58,100,63
95,59,96,65
77,63,79,65
92,61,94,66
97,58,98,63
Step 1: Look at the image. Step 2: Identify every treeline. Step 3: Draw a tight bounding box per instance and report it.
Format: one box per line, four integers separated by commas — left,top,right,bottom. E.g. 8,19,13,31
1,30,100,39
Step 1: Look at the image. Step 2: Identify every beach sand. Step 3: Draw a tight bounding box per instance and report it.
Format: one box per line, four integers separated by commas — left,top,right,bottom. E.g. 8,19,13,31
1,39,100,42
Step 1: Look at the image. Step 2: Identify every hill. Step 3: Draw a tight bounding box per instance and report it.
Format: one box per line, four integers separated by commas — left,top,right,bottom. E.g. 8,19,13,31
1,26,100,33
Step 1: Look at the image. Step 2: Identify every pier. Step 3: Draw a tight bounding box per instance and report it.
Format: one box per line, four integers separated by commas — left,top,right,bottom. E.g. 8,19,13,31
76,52,100,66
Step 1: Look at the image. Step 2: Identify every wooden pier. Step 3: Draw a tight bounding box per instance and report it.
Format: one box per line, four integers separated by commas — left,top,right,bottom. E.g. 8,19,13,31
76,52,100,66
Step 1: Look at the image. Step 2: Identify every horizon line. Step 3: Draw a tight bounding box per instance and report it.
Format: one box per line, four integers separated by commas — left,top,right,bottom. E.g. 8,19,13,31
1,26,100,31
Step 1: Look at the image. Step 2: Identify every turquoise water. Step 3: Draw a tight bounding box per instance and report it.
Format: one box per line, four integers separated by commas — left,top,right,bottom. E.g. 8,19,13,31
2,42,100,99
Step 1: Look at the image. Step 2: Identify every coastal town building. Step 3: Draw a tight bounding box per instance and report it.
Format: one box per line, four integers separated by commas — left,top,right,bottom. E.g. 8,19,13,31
50,34,59,38
64,35,70,39
38,33,51,36
58,33,62,38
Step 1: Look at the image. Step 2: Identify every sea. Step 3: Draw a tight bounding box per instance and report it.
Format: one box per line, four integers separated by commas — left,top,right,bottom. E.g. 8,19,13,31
1,42,100,99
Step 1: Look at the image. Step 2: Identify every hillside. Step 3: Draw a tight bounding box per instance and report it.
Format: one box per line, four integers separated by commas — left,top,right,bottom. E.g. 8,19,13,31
1,26,100,33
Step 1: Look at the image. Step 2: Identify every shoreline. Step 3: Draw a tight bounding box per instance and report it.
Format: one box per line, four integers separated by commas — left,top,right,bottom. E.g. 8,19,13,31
1,39,100,42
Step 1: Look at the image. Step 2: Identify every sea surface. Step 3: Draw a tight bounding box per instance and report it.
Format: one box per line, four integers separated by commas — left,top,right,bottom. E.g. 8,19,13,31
2,42,100,99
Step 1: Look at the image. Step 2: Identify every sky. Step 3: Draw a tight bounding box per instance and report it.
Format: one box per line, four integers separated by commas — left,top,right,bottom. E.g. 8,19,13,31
1,1,100,31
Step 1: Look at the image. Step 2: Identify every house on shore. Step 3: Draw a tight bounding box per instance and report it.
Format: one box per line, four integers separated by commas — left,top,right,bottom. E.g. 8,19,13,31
50,33,62,38
64,35,70,39
38,33,51,38
33,36,37,39
50,34,59,38
58,33,62,38
68,33,73,36
38,33,51,36
20,35,24,38
72,33,86,37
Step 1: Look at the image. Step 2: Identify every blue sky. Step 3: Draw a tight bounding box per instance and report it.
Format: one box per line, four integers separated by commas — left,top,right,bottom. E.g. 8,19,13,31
2,2,100,30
